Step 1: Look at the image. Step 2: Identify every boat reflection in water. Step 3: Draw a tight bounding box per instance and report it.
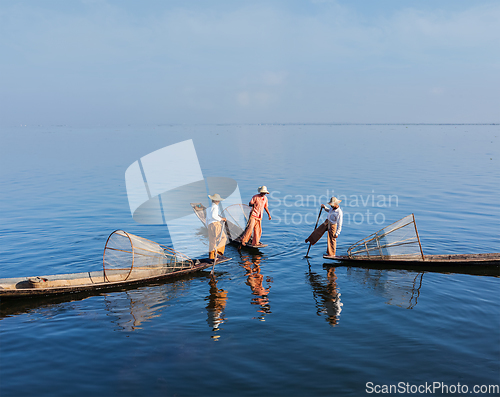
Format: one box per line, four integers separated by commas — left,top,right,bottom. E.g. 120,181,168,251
205,275,228,340
241,254,273,321
0,275,197,330
334,264,424,309
103,280,192,332
307,265,343,327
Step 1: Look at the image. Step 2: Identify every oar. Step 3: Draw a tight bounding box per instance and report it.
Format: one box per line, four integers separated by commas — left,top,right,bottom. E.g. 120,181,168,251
210,252,218,276
304,206,323,258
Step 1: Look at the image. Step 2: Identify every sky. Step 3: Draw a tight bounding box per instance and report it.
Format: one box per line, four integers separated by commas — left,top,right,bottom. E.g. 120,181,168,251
0,0,499,126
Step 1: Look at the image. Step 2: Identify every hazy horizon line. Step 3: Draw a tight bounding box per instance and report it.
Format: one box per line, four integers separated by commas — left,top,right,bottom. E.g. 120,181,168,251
3,122,499,128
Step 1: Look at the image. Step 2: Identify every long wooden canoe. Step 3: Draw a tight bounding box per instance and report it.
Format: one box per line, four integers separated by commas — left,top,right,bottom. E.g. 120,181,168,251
0,229,232,300
0,256,231,300
323,253,500,277
327,252,500,264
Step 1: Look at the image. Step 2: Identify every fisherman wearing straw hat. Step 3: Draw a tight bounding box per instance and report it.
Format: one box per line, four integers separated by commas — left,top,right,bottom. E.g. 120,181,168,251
206,193,227,260
240,186,272,247
305,196,343,257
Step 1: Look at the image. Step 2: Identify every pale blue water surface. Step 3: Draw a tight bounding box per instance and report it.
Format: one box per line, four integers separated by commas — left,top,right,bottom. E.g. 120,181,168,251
0,125,499,396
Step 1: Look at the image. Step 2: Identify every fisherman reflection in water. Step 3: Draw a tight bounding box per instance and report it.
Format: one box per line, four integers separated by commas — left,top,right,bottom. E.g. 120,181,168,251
206,193,227,260
206,275,228,338
305,196,343,258
241,255,272,320
306,265,342,326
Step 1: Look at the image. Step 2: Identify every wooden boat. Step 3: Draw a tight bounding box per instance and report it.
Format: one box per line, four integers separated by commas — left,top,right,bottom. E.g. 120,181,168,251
242,243,268,249
191,202,267,248
325,253,500,277
322,214,499,276
0,230,231,300
327,253,500,265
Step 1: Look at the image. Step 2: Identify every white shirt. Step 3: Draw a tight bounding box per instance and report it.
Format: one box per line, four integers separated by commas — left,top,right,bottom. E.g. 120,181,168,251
206,203,222,225
327,207,343,236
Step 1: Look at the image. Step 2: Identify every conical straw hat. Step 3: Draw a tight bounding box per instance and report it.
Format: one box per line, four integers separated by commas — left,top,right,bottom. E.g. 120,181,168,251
328,196,342,206
208,193,224,201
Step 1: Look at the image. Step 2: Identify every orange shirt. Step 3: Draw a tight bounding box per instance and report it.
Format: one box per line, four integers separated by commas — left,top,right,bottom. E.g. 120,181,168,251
249,194,268,219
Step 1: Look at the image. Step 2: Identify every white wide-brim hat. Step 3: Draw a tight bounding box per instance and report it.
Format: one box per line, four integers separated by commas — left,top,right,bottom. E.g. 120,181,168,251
258,186,270,194
208,193,224,201
328,196,342,206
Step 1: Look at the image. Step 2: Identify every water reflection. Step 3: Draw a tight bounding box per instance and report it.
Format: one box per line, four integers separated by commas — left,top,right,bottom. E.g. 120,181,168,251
306,264,343,326
0,293,94,320
343,266,425,309
0,276,195,328
407,272,424,309
1,272,232,338
240,253,273,321
205,274,228,340
103,280,191,331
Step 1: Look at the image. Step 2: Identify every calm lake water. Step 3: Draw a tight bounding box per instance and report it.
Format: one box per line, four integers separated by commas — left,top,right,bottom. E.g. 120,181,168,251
0,124,499,397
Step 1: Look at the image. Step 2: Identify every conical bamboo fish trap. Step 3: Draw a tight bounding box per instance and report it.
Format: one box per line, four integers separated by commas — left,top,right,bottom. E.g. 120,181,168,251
103,230,194,282
347,214,424,261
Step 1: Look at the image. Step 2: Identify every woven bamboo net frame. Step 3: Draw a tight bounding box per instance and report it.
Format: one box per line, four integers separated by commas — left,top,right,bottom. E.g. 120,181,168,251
347,214,424,261
103,230,194,282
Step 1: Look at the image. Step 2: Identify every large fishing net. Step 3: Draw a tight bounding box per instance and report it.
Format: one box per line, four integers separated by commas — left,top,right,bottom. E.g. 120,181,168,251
190,203,207,226
347,214,424,260
103,230,194,282
222,204,252,240
191,202,252,241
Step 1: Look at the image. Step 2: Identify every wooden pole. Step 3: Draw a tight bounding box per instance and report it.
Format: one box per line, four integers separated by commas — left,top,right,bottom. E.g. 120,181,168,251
210,251,218,276
412,213,425,261
305,206,323,258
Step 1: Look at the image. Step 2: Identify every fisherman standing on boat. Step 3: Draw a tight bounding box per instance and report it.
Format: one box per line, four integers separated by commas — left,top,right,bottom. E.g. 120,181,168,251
240,186,272,247
206,193,227,260
305,196,343,258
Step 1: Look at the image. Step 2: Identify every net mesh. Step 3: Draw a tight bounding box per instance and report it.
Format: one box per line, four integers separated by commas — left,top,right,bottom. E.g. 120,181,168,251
348,214,424,260
346,268,424,309
103,230,194,282
222,204,251,240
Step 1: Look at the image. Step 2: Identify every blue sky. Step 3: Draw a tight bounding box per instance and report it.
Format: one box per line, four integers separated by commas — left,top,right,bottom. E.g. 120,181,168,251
1,0,498,125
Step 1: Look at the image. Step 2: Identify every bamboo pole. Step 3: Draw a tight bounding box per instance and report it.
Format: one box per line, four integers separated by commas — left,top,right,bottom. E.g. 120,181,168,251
412,213,425,261
305,206,323,258
346,215,414,253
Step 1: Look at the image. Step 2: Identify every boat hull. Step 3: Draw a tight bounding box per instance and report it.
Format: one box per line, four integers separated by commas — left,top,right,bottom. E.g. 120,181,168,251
0,257,231,300
324,253,500,277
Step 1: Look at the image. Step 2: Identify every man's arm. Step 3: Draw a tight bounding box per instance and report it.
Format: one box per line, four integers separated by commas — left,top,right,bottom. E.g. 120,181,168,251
265,198,271,220
335,210,343,237
265,206,271,220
